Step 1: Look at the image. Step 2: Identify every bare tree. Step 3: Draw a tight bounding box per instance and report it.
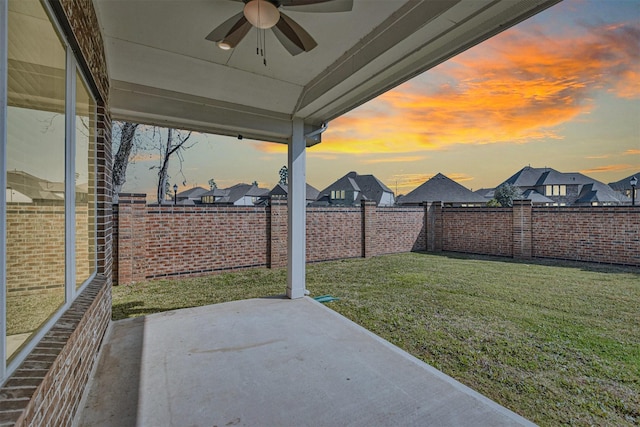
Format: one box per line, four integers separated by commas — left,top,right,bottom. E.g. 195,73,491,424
154,128,193,204
112,122,139,201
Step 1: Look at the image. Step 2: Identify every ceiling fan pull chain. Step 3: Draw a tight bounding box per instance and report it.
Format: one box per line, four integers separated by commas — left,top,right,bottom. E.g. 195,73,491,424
256,25,259,55
263,29,267,66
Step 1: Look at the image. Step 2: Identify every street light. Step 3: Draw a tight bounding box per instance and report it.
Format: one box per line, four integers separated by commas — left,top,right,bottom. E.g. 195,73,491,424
631,176,637,206
173,184,178,206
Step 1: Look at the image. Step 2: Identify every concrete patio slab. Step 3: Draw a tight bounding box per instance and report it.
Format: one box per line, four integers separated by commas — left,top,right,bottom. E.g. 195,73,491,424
75,297,535,427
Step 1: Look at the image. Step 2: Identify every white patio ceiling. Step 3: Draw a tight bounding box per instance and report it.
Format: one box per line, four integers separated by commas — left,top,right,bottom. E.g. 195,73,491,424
93,0,561,146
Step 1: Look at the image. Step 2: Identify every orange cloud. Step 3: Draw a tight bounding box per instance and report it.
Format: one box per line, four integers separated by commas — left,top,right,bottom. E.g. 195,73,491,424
624,149,640,155
318,21,639,155
362,155,427,164
580,164,633,174
585,155,610,159
249,140,287,154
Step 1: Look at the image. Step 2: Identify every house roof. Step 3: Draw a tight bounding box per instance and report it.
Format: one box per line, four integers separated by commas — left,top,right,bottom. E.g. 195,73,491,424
575,182,630,204
609,173,640,191
201,188,228,198
319,171,393,205
521,189,555,204
270,183,320,200
502,166,598,188
177,186,208,199
499,166,630,205
398,173,487,205
502,166,550,187
212,183,269,204
93,0,561,145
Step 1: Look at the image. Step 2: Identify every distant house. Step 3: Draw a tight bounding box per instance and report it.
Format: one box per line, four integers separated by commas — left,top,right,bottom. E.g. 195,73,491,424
175,186,208,205
495,166,629,206
200,183,269,206
314,171,395,206
267,183,320,204
200,188,228,204
397,173,487,206
609,173,639,202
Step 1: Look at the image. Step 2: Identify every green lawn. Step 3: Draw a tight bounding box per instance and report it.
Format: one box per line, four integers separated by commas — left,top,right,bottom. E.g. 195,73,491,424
112,252,640,426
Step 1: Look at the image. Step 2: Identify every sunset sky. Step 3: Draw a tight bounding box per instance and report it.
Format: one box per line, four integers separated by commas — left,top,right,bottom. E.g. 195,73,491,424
120,0,640,197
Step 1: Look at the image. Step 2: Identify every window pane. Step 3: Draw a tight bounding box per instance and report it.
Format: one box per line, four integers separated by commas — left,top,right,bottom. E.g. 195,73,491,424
6,0,66,361
75,71,96,288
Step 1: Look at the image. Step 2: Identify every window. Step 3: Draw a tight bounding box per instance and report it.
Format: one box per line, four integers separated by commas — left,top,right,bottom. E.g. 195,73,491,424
331,190,345,200
2,0,97,378
545,185,566,196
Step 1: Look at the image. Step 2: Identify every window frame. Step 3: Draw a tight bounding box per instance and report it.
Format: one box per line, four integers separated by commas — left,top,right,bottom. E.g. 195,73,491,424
1,0,97,383
1,0,8,380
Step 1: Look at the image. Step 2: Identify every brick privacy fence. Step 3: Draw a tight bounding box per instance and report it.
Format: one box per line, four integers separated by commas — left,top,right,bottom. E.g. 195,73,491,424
531,206,639,264
433,201,639,265
114,197,639,284
114,195,427,284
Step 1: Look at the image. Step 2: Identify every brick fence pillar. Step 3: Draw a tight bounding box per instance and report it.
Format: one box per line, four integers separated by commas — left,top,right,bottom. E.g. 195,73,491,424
362,200,377,258
512,199,533,259
269,197,288,268
115,193,148,284
426,202,443,252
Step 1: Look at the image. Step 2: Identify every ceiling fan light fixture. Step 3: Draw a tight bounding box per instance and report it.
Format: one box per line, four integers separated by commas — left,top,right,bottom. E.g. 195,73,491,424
244,0,280,29
217,40,233,50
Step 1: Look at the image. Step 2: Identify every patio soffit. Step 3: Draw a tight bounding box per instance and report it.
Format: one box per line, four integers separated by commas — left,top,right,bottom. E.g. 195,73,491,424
93,0,561,145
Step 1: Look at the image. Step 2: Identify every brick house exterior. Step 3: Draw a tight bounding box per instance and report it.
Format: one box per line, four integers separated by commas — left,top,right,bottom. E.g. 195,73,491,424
0,0,113,425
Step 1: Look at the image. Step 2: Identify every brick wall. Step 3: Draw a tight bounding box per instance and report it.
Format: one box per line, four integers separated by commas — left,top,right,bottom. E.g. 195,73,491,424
115,197,429,284
114,199,639,285
436,203,638,266
374,206,426,255
0,0,112,425
307,206,363,262
145,205,270,280
0,278,110,426
532,206,639,264
442,207,513,257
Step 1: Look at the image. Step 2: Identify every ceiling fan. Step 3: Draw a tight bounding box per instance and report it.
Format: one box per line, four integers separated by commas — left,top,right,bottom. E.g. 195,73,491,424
206,0,353,57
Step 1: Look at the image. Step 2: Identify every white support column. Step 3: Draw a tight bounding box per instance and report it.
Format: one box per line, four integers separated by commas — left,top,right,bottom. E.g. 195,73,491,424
287,118,306,299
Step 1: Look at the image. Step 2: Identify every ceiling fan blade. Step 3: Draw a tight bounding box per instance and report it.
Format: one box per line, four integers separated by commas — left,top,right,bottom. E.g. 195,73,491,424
280,0,353,13
205,12,252,48
272,12,318,55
